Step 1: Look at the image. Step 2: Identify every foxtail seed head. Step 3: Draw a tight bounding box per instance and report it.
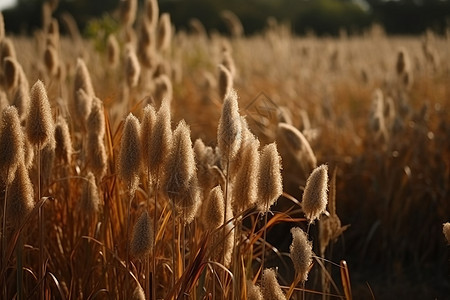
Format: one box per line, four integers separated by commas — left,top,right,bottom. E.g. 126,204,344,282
217,89,242,162
118,113,142,196
257,143,282,212
0,106,24,184
130,210,154,259
7,163,34,229
290,227,313,282
26,80,54,149
261,269,286,300
302,164,328,223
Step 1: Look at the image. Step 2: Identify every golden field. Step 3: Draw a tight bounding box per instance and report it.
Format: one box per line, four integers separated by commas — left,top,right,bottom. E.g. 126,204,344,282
0,0,449,299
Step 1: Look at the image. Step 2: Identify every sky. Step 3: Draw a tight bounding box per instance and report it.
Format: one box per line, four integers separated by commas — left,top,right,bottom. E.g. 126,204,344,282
0,0,17,11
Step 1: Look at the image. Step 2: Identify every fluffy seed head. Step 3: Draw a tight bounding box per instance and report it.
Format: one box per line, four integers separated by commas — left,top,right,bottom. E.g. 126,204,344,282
194,138,217,192
257,143,283,212
302,164,328,223
7,163,34,229
443,223,450,245
86,135,107,180
148,98,172,176
120,0,137,27
157,13,172,52
26,80,54,149
0,38,16,62
217,89,242,161
132,285,145,300
107,34,119,68
118,113,141,195
141,104,156,175
205,185,225,230
232,135,260,213
218,64,233,101
145,0,159,28
80,172,100,217
12,82,30,121
74,58,95,98
87,97,105,138
130,210,154,259
154,75,173,105
290,227,313,282
261,269,287,300
125,46,141,88
0,12,4,41
0,106,24,184
163,120,196,209
44,44,59,76
3,57,19,90
246,280,263,300
54,115,72,164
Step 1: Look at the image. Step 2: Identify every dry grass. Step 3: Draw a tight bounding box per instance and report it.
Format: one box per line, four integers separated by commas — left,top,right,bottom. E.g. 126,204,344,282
0,1,449,299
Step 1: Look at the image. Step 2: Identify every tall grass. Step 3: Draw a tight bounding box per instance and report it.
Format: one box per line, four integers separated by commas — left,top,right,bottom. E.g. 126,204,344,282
0,1,449,299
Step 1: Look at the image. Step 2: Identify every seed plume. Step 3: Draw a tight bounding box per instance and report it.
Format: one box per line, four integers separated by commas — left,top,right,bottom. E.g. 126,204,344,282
217,89,242,162
130,210,154,259
0,106,24,184
257,143,282,212
80,172,100,217
7,163,34,229
246,280,263,300
302,164,328,223
54,115,72,164
290,227,313,282
118,113,142,196
25,80,54,149
218,64,233,101
205,185,225,230
443,223,450,245
261,269,286,300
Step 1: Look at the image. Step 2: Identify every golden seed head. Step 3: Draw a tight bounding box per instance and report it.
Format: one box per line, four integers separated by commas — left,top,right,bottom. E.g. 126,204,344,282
87,97,105,138
7,163,34,229
12,82,30,121
118,113,142,195
131,285,146,300
86,134,107,181
54,115,72,164
80,172,100,217
443,223,450,245
0,38,16,62
125,46,141,88
218,64,233,101
257,143,283,212
261,269,287,300
205,185,225,230
130,210,154,259
232,135,260,213
302,164,328,223
290,227,313,282
145,0,159,28
157,13,172,52
120,0,137,28
107,34,120,67
141,104,157,175
163,120,196,209
44,44,59,76
246,280,263,300
0,106,24,184
3,57,19,91
148,98,172,175
0,12,4,41
26,80,54,149
194,138,217,191
217,89,242,161
74,58,95,98
154,75,173,105
220,10,244,37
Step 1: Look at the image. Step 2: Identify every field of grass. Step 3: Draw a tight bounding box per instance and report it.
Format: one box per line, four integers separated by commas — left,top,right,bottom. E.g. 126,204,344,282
0,0,449,299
